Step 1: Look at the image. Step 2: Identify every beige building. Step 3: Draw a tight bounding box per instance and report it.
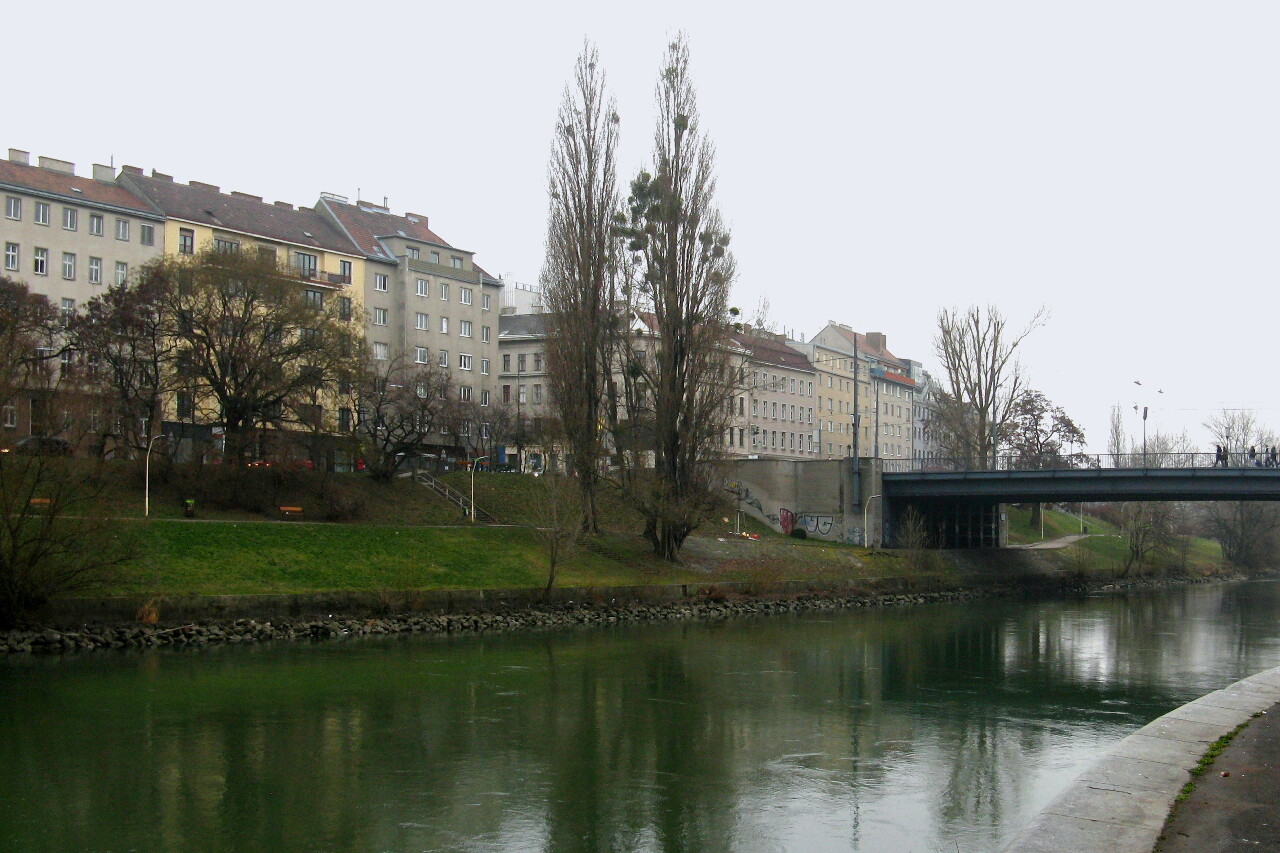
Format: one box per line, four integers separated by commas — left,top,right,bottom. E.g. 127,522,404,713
810,323,916,462
730,329,818,460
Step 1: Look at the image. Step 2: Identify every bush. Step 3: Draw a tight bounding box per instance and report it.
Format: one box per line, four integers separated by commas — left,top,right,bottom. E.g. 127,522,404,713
789,528,807,539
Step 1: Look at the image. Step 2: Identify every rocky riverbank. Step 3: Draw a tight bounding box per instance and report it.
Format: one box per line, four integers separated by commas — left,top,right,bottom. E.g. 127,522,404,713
3,570,1258,655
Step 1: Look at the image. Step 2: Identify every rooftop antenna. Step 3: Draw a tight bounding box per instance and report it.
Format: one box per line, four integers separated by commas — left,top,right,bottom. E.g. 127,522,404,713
383,196,388,208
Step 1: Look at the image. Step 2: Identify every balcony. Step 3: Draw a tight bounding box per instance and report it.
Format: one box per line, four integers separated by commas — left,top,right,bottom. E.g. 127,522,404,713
293,267,351,287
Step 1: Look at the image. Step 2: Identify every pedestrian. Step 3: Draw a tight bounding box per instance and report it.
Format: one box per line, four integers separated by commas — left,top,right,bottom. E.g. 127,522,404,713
1250,446,1258,466
1214,445,1224,467
1271,446,1278,468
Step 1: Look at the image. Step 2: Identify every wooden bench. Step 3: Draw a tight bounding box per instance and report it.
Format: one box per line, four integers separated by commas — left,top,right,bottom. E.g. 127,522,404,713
29,498,51,510
278,506,303,517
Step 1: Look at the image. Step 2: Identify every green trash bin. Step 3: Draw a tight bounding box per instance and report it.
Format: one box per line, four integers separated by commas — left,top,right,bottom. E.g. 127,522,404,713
184,499,196,518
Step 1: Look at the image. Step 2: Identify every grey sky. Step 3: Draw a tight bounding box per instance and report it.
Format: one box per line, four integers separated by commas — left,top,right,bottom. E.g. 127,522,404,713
13,1,1278,452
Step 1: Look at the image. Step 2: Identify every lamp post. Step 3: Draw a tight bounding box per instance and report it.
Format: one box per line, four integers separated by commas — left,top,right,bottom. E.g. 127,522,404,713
863,493,881,548
144,433,166,517
470,456,488,523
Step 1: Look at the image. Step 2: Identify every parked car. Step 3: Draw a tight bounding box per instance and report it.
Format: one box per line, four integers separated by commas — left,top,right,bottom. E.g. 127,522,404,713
15,435,72,456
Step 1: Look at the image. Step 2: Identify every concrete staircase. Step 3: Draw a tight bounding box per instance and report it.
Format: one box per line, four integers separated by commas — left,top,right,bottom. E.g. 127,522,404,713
413,470,498,524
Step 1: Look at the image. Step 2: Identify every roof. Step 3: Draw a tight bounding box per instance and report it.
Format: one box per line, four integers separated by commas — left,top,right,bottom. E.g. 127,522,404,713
731,330,815,373
0,159,158,216
318,198,497,281
817,323,905,367
498,312,552,338
118,171,358,254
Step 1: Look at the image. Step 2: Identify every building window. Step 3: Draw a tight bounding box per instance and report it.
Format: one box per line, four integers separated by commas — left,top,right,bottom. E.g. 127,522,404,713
373,342,389,360
533,384,542,404
338,407,352,432
295,252,318,278
451,257,462,269
480,358,490,375
416,278,428,297
460,320,472,337
62,208,78,231
407,246,419,259
338,296,352,321
373,307,388,326
88,257,101,284
459,353,473,370
440,317,449,334
517,353,527,372
4,196,19,220
460,287,472,305
35,202,50,225
62,253,75,280
438,350,449,368
518,385,527,404
114,218,129,240
2,405,15,427
502,385,511,403
114,261,128,285
3,243,16,271
415,312,428,330
33,248,48,276
482,293,491,311
430,251,440,264
338,259,352,282
481,325,490,343
374,273,388,292
140,223,155,246
460,385,472,402
439,282,449,301
503,354,511,372
178,228,194,254
61,297,76,316
533,353,543,372
415,346,428,364
214,237,238,253
480,390,489,406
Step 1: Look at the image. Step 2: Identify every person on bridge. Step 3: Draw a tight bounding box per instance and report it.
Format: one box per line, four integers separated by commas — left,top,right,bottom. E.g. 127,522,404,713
1213,445,1226,468
1271,447,1278,468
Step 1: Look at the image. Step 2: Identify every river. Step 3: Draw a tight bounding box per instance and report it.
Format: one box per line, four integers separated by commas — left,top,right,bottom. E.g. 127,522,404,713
3,580,1280,852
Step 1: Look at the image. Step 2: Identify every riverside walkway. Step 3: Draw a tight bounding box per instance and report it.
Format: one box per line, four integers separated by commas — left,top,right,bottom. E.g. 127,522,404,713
1003,666,1280,852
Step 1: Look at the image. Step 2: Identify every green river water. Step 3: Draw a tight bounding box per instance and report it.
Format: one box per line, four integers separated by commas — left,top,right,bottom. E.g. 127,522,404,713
3,580,1280,852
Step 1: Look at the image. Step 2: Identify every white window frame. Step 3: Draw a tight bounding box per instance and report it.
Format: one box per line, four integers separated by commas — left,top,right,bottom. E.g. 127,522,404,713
415,312,429,330
373,342,389,360
140,223,155,246
481,325,490,343
89,213,103,236
415,346,429,364
416,278,429,297
2,405,15,428
115,261,128,285
460,287,472,305
33,247,48,276
115,218,129,240
460,320,472,338
459,353,473,371
438,350,449,368
35,202,50,226
62,208,78,231
373,307,388,326
480,390,489,407
430,251,440,264
62,252,75,280
374,273,388,292
482,293,491,311
3,196,19,220
88,257,102,284
480,358,490,375
3,243,16,271
439,282,449,301
440,316,449,334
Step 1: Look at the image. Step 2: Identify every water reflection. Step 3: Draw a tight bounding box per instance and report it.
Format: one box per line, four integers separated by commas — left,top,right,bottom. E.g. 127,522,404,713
3,581,1280,852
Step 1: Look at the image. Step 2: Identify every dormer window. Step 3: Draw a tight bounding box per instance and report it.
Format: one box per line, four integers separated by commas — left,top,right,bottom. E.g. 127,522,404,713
407,246,419,259
430,251,440,264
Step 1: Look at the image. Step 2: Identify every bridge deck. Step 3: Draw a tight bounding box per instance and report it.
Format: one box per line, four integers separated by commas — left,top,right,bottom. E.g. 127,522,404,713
884,467,1280,503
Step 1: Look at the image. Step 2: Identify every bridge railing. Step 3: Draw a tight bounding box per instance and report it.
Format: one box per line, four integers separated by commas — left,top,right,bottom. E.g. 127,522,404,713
881,451,1280,473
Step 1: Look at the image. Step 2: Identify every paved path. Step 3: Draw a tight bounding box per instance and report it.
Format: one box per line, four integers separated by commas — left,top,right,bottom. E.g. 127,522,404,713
1155,699,1280,852
1011,533,1094,550
1002,666,1280,853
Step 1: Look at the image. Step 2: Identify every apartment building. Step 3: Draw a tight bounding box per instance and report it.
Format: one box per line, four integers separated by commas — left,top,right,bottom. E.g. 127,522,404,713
787,336,858,458
731,328,817,459
0,150,166,440
810,323,916,462
316,197,502,421
903,359,946,466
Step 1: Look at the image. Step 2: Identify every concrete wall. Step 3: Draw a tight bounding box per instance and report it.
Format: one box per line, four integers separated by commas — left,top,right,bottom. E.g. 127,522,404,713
725,457,881,544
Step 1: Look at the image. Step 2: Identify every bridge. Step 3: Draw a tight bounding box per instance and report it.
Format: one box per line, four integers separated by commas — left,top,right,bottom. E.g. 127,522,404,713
882,453,1280,548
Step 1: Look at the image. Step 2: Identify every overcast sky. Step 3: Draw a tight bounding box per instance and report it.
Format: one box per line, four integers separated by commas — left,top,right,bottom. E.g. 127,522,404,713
14,1,1278,452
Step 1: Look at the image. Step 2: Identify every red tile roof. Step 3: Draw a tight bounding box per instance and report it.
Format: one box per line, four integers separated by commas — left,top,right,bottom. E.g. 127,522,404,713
731,330,815,372
118,172,357,254
0,159,157,215
318,198,498,280
819,323,905,366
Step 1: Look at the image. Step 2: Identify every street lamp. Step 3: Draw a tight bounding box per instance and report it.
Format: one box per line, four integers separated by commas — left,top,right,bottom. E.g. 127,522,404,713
470,456,488,523
144,433,167,517
863,493,881,548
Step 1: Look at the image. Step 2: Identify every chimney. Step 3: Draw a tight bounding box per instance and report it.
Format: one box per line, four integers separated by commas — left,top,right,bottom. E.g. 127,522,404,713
274,201,294,210
150,169,173,181
38,156,75,174
8,149,30,165
189,180,220,192
231,191,263,202
92,163,115,182
867,332,886,352
121,165,143,175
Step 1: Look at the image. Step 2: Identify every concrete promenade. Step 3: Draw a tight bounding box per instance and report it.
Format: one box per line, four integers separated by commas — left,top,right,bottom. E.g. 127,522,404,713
1002,665,1280,853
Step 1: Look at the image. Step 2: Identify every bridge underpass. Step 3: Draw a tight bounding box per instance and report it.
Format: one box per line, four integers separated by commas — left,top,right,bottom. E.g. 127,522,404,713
883,465,1280,549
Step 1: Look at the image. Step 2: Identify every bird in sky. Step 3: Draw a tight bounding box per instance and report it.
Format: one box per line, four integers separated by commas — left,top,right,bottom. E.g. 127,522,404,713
1134,380,1143,385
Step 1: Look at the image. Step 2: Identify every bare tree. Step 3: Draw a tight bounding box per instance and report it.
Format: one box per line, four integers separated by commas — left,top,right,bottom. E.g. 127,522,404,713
1002,388,1086,529
0,277,131,627
933,305,1047,468
155,247,364,465
1201,408,1280,568
615,35,738,560
355,352,453,481
532,459,583,599
541,42,622,534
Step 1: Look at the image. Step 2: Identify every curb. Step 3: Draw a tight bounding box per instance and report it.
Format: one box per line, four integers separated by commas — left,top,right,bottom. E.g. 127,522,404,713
1001,665,1280,852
